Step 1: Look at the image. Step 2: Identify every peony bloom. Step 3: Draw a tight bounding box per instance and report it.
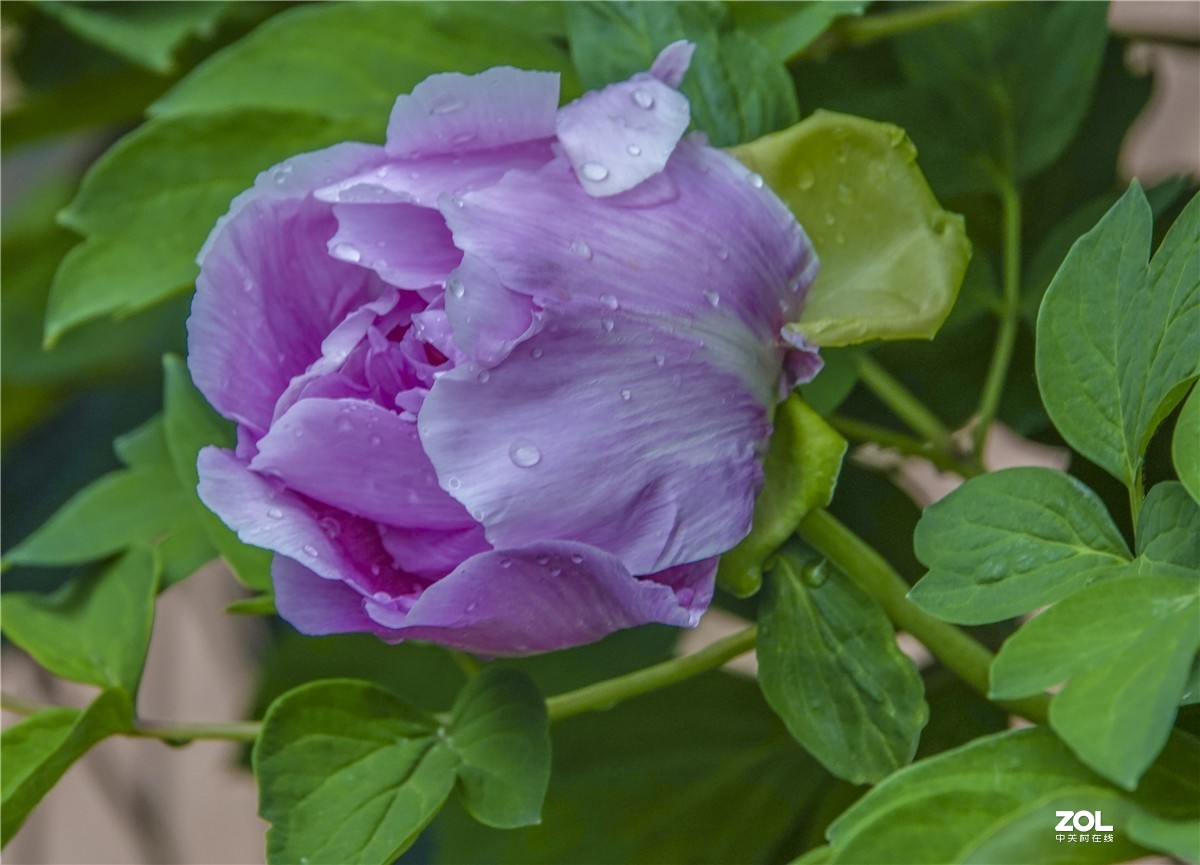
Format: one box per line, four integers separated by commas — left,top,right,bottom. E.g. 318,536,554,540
189,43,820,655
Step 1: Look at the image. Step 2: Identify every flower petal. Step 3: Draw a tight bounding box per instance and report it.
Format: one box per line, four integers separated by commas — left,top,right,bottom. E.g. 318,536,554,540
396,543,715,655
188,143,389,434
273,555,397,639
445,254,542,365
649,40,696,88
248,398,471,529
386,67,560,159
555,73,688,197
327,203,462,289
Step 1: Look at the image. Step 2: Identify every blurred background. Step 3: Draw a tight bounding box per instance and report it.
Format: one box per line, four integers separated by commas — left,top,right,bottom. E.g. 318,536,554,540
2,2,1197,863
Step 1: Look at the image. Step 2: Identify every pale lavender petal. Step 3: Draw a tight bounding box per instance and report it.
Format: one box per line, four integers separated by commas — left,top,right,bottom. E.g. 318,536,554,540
328,203,461,289
781,327,825,388
444,254,542,364
419,312,769,575
379,524,490,579
248,398,471,529
555,73,688,197
649,40,695,88
397,542,704,655
188,143,389,434
386,67,559,158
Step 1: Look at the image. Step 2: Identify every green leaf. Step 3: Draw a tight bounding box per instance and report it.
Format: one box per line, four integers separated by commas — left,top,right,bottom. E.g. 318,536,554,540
162,354,272,590
1036,185,1200,489
45,110,364,343
1,689,132,846
911,468,1132,624
449,669,550,829
36,1,231,74
1127,811,1200,864
758,547,927,784
1,548,159,694
1175,387,1200,504
1137,481,1200,574
151,2,575,120
733,111,970,347
893,2,1109,184
718,394,846,596
728,1,867,63
825,728,1148,865
565,1,797,146
991,574,1199,787
254,680,460,865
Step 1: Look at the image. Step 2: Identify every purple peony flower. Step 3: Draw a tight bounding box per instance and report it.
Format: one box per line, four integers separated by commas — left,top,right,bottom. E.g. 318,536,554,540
188,42,820,655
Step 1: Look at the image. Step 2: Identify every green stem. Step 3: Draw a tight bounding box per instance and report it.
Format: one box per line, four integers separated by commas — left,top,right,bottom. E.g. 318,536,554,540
973,171,1022,457
856,355,955,453
447,649,481,680
804,1,1006,59
1128,464,1145,530
830,415,982,478
797,509,1049,724
545,625,758,723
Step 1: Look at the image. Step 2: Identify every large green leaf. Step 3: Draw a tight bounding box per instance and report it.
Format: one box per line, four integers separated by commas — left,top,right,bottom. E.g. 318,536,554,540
1136,481,1200,574
733,111,970,346
910,468,1132,624
45,110,364,343
1174,387,1200,504
718,394,846,597
1037,185,1200,489
1,548,158,694
162,354,272,590
448,669,550,829
758,547,927,784
824,728,1183,864
565,0,797,147
1128,811,1200,865
255,679,460,865
0,689,132,846
893,2,1109,185
36,1,231,74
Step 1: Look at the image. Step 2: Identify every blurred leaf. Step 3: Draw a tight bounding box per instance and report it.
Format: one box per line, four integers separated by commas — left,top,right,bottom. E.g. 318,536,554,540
799,347,860,416
255,679,459,865
991,574,1198,788
728,2,868,63
1137,481,1200,574
758,547,927,784
0,689,132,846
151,2,575,120
1174,387,1200,504
35,1,231,73
825,728,1158,864
892,2,1109,185
45,111,364,343
565,0,797,146
1,548,158,693
1036,185,1200,490
224,593,275,616
1127,812,1200,864
911,468,1131,625
734,111,970,346
718,395,846,597
162,354,272,590
434,673,829,865
4,416,214,585
449,669,550,829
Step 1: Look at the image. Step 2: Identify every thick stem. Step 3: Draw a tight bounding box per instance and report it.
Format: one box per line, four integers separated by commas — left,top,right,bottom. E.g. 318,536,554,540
545,625,758,723
830,415,983,478
973,172,1023,457
856,355,955,453
797,509,1049,724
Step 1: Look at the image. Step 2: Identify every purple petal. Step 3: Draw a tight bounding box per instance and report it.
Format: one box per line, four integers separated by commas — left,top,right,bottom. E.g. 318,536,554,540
188,143,390,434
781,327,825,388
555,73,689,197
248,398,471,529
379,524,490,579
418,312,770,575
444,254,542,365
273,556,397,640
386,67,559,159
397,543,713,655
650,40,696,88
328,203,461,289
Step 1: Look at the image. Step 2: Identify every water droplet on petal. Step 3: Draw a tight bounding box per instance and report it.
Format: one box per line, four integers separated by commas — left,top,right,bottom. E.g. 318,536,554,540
266,507,284,520
601,318,615,333
302,544,319,558
746,172,764,189
509,439,542,468
332,243,361,263
570,239,592,260
447,276,466,298
429,95,464,115
476,369,491,384
448,477,462,490
500,557,512,568
653,352,666,367
581,161,609,182
270,165,292,185
599,293,619,310
335,416,354,433
620,389,632,401
632,88,654,109
530,347,544,359
242,277,255,293
626,143,642,157
370,434,382,446
570,553,584,564
373,591,391,603
715,245,730,261
703,290,720,307
451,131,476,145
466,601,478,612
370,563,382,576
319,517,341,538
